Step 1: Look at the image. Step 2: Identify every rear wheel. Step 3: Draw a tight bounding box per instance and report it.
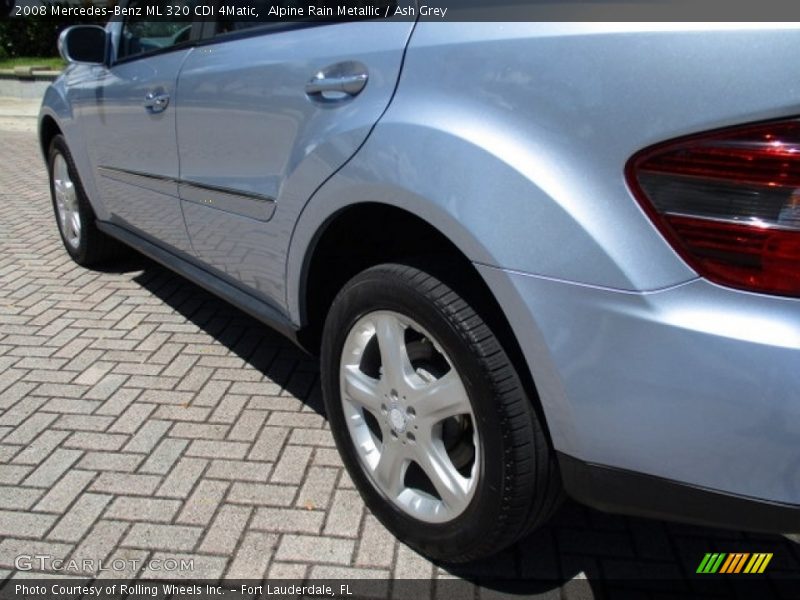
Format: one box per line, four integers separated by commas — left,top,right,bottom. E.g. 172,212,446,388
321,263,562,562
48,135,126,265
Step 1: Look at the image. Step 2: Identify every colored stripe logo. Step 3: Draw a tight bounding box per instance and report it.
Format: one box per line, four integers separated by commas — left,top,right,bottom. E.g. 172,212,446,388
696,553,773,574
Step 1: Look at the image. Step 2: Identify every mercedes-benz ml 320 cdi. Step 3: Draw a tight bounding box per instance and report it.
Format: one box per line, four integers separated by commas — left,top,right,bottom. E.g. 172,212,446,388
40,8,800,561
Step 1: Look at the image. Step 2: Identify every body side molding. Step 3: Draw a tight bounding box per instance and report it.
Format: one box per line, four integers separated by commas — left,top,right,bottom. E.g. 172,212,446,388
98,166,276,221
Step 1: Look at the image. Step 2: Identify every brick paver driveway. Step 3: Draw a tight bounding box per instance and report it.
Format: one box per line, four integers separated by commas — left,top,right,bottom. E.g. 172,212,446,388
1,116,799,599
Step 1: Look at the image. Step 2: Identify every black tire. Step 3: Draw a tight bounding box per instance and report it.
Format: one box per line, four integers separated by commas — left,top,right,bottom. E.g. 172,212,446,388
321,263,562,563
48,135,126,266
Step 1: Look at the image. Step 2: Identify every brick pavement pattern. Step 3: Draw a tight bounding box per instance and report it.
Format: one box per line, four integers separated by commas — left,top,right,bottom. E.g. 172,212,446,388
1,123,799,598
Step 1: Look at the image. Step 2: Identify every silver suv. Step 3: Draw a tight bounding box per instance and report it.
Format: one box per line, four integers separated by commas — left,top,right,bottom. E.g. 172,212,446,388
41,8,800,561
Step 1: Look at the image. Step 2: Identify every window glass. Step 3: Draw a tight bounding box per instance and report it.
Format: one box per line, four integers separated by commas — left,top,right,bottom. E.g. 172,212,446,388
213,0,396,36
118,0,195,60
215,0,299,35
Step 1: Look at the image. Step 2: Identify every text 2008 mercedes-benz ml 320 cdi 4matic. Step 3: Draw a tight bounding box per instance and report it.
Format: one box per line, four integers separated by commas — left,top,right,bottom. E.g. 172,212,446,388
41,9,800,561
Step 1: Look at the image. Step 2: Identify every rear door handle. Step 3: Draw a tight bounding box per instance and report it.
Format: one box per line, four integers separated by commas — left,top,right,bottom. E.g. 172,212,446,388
306,61,368,101
306,73,368,96
144,91,170,113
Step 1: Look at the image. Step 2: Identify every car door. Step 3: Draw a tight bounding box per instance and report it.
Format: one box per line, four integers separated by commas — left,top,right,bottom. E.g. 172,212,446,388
175,3,416,308
79,0,200,254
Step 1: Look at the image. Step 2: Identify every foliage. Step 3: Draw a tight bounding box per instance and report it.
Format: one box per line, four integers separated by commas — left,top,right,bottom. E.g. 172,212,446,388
0,55,65,70
0,1,109,58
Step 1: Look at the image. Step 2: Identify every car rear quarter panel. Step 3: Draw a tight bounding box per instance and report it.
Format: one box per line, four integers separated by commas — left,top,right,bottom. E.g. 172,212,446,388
292,23,800,304
289,24,800,498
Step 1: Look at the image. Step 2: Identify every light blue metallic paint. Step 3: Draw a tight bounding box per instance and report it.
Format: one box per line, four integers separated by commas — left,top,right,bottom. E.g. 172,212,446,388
39,70,104,216
79,47,195,254
176,20,415,305
478,266,800,504
286,22,800,507
329,22,800,290
42,20,800,511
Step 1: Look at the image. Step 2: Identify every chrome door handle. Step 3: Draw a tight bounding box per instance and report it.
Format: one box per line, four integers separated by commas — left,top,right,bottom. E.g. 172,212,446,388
305,62,369,102
144,91,170,113
305,73,368,96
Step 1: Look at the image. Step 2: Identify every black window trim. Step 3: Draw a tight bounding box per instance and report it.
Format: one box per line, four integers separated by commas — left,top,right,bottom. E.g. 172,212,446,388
195,0,402,46
197,0,334,46
108,0,405,65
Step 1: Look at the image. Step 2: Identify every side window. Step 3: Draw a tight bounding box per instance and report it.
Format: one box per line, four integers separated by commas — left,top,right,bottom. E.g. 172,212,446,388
118,0,195,61
214,0,294,35
212,0,397,37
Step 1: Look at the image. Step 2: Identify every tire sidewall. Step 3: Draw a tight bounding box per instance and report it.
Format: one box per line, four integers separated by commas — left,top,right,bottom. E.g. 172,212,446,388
321,267,518,558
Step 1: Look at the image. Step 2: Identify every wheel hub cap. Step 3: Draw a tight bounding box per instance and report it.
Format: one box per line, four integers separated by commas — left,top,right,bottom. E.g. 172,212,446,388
388,404,407,433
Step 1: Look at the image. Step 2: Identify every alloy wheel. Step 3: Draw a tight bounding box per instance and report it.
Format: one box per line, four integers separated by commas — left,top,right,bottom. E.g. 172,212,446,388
52,153,82,249
339,310,480,523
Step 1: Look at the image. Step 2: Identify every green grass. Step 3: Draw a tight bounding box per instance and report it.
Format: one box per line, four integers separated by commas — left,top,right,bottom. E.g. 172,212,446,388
0,56,65,71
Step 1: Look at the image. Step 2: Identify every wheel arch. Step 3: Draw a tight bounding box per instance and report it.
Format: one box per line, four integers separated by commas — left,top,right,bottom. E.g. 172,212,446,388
292,199,496,347
290,199,562,453
39,114,63,161
38,83,73,160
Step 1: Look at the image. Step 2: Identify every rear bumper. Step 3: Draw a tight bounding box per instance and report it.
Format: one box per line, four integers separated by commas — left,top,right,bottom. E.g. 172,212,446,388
477,265,800,522
559,452,800,533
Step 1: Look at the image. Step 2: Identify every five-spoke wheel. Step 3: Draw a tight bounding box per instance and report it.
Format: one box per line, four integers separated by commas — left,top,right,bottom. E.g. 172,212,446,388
322,263,562,563
341,310,479,523
52,153,82,250
48,134,125,265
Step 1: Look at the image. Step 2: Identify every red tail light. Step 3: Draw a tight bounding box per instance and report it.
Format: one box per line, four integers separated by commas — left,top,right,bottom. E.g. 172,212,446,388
627,120,800,297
